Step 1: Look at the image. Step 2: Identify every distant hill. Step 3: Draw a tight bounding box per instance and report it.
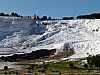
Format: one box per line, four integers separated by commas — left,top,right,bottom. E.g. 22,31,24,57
77,13,100,19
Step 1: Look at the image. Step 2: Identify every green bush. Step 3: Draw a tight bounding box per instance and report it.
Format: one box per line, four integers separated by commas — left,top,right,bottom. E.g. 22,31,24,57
63,48,75,57
87,54,100,68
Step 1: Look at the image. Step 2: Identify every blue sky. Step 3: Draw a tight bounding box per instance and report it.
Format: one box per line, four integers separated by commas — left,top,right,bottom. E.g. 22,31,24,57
0,0,100,17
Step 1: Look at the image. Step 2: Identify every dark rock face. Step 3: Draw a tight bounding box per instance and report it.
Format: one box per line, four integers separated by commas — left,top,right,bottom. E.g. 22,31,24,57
0,49,56,61
4,66,8,70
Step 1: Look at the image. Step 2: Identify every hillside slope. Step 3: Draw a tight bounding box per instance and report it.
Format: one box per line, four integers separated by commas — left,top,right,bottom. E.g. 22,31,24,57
0,17,99,58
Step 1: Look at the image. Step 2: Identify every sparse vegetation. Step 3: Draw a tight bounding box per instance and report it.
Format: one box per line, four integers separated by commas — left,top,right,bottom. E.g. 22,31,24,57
40,16,48,20
10,12,20,17
63,43,75,57
63,49,75,57
0,12,21,17
87,54,100,68
0,58,100,75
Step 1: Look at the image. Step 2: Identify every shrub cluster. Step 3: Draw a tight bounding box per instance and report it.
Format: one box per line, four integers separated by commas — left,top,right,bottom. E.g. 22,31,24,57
87,55,100,68
0,12,21,17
